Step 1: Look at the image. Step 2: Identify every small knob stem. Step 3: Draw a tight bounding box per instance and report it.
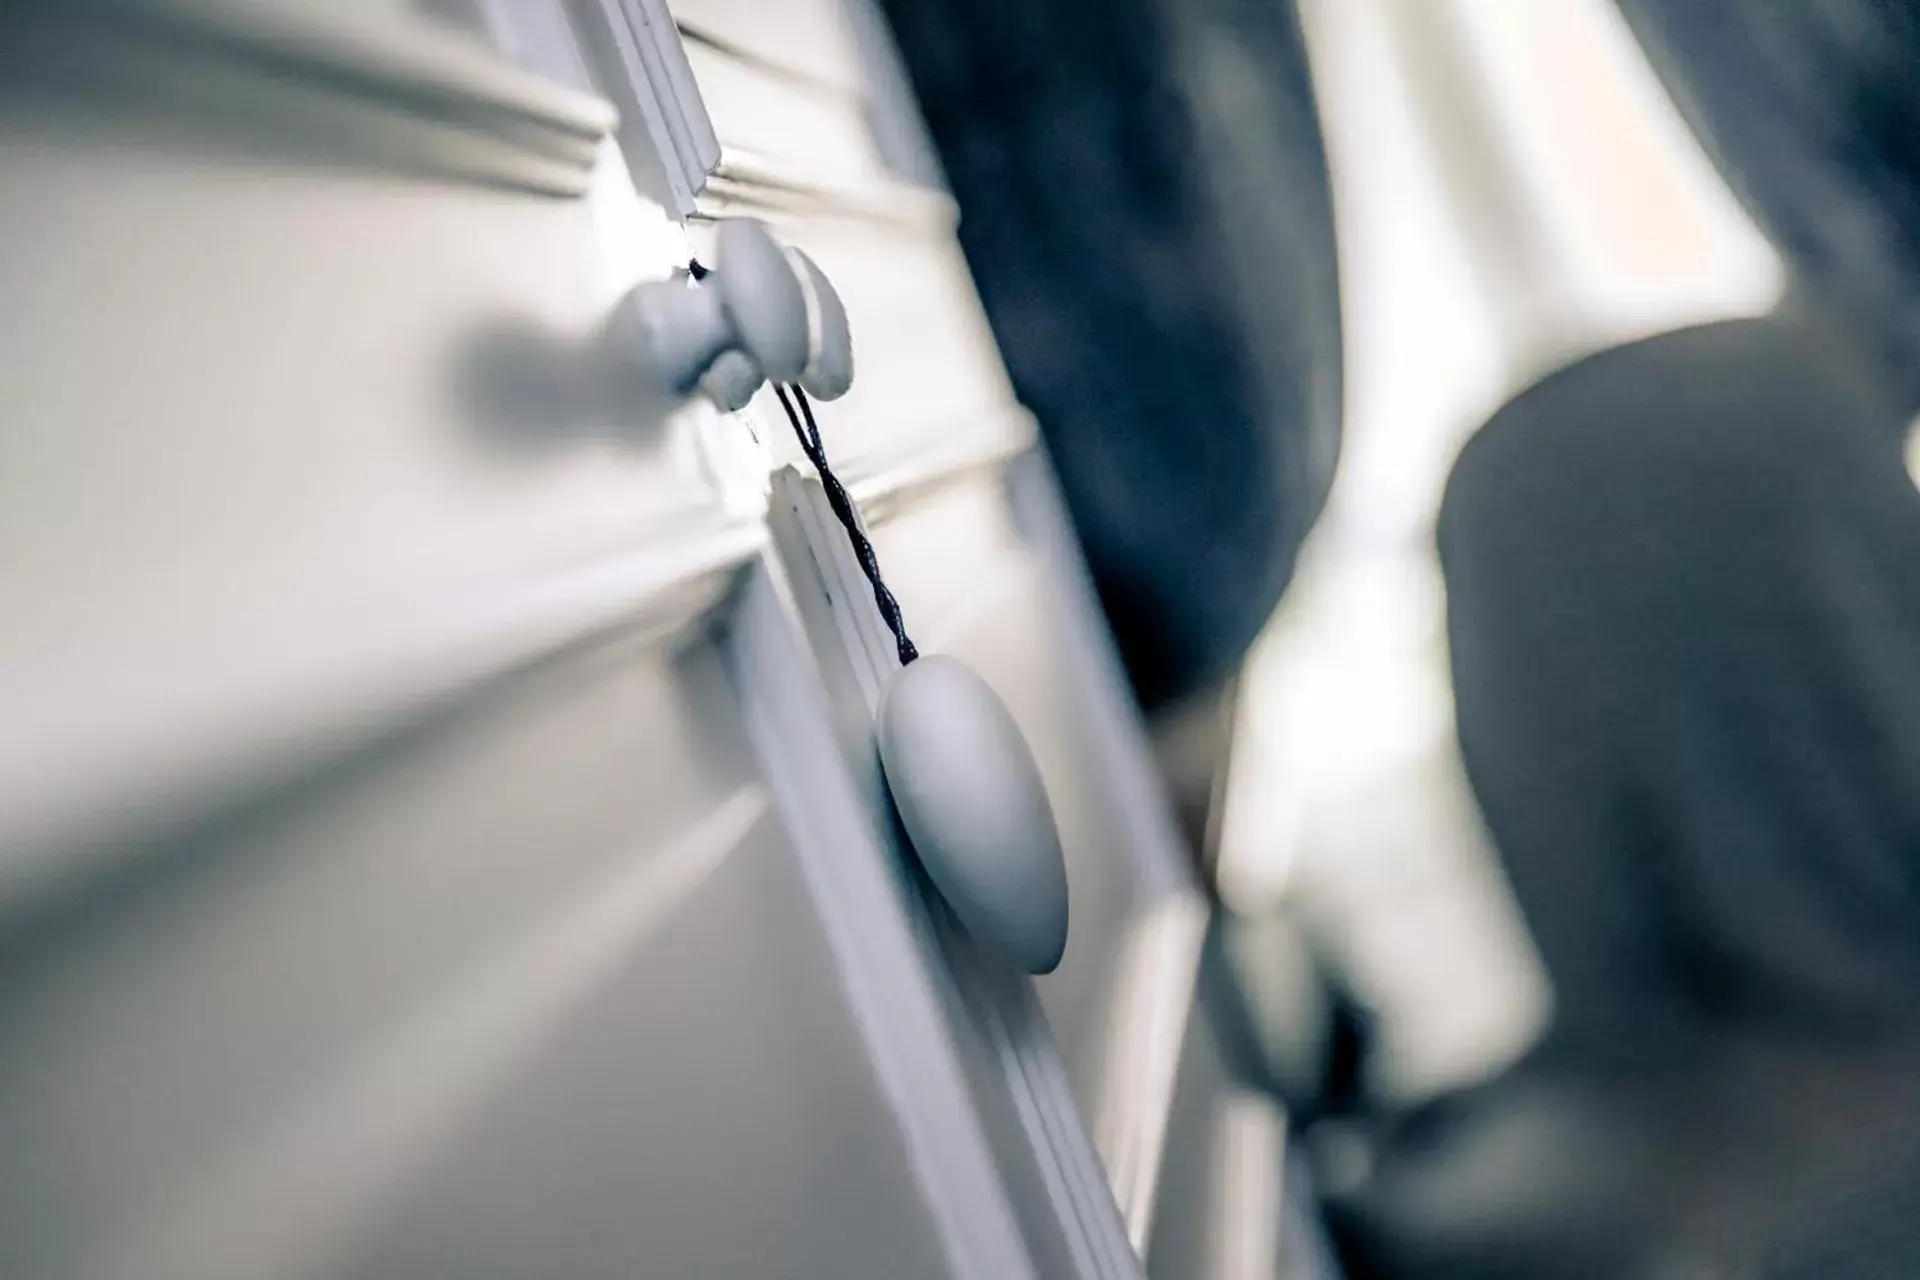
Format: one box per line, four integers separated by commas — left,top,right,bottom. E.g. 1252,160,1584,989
700,350,765,412
604,218,810,399
630,278,730,395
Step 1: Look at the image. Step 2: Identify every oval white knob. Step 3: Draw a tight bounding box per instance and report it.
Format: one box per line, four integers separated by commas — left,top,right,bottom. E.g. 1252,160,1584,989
607,218,810,396
715,218,812,383
878,655,1069,974
788,248,854,401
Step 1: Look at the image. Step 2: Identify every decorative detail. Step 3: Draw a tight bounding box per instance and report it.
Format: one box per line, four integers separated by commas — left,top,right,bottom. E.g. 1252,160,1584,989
878,656,1070,975
701,148,957,230
566,0,720,216
689,244,854,412
767,387,1068,976
10,0,616,196
774,385,913,664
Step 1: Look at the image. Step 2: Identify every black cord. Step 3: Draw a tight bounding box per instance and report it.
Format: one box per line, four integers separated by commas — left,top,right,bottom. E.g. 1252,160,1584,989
685,259,915,664
773,383,919,666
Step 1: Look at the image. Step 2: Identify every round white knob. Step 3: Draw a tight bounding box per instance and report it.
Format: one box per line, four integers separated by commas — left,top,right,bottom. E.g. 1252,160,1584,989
878,655,1069,974
788,248,854,401
607,218,810,397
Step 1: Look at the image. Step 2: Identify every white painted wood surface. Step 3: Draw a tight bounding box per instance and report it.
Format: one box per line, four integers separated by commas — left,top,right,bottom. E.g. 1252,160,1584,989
0,4,1216,1276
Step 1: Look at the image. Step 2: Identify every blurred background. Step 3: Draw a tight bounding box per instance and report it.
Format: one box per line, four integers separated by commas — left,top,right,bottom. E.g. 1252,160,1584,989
1219,0,1781,1101
888,0,1789,1104
887,0,1920,1273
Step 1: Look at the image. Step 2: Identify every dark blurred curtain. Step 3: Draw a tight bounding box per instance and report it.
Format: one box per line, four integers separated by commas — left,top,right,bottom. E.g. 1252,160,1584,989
876,0,1343,711
1613,0,1920,419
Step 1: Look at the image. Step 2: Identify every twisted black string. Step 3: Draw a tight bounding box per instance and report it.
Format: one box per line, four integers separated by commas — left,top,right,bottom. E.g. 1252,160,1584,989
685,258,915,664
773,383,919,666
